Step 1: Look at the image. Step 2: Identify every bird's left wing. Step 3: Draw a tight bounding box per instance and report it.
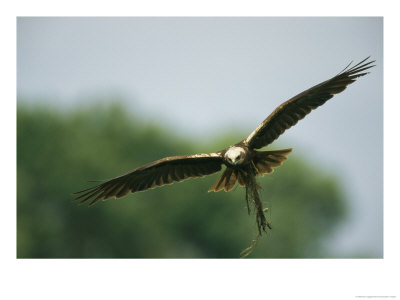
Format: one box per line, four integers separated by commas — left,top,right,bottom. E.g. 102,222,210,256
73,153,223,206
244,57,375,149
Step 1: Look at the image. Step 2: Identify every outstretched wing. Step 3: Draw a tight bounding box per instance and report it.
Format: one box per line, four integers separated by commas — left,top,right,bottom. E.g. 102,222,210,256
73,153,223,206
245,57,375,149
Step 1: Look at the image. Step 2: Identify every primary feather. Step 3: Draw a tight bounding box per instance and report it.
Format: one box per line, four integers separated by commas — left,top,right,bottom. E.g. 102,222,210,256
244,57,375,149
74,154,223,206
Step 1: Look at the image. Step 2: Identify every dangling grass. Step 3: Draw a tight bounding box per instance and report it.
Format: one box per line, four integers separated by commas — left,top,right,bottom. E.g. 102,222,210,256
240,167,272,257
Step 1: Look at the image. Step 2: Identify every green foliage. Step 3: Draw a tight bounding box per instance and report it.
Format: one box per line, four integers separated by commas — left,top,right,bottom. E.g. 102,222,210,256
17,102,346,258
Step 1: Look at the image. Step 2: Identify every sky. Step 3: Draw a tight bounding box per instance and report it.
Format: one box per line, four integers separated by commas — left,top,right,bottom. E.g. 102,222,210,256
17,17,383,257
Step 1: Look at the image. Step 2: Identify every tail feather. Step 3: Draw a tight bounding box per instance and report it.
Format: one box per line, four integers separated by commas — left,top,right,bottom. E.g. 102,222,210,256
208,167,239,192
209,168,232,192
224,170,237,191
236,171,246,187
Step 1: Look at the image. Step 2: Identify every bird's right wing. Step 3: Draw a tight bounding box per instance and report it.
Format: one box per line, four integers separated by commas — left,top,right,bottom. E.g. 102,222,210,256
73,153,223,206
244,57,375,149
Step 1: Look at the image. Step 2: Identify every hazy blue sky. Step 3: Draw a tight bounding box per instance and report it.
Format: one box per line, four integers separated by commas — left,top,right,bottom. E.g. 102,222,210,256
17,17,383,257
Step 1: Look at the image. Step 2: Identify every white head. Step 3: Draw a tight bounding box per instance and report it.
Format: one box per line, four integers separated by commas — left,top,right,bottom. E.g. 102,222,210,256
225,146,246,165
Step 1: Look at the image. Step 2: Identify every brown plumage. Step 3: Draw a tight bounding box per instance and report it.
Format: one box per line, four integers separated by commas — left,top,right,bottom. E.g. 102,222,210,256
74,57,375,247
208,149,292,193
74,154,223,206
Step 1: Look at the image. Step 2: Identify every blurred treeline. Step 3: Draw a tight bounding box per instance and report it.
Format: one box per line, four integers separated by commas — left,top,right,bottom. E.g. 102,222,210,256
17,101,346,258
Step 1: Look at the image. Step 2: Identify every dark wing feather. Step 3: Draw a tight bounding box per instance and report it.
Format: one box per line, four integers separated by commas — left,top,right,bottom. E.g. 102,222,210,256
73,153,223,206
245,57,375,149
253,148,292,176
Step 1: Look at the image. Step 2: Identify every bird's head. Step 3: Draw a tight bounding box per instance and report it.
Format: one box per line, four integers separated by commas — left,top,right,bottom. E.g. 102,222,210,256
225,147,246,165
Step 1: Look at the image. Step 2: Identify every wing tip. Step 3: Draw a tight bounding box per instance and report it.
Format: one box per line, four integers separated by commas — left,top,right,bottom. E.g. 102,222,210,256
339,56,375,76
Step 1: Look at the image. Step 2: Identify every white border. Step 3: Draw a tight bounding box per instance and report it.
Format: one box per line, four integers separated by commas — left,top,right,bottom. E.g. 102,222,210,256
3,1,399,299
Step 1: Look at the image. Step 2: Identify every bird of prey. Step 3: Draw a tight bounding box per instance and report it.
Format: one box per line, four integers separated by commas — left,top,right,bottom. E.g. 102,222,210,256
74,57,375,239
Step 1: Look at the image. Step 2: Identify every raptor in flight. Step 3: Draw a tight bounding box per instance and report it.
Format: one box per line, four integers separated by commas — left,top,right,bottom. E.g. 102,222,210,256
74,57,375,237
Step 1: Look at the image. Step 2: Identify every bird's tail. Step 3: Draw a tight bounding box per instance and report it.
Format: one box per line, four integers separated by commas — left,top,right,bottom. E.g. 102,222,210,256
208,148,292,192
208,167,247,192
